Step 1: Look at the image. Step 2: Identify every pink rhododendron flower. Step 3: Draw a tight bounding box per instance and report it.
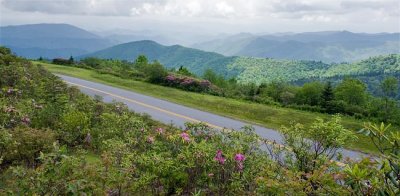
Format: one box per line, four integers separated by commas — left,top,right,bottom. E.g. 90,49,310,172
234,153,245,162
166,75,176,82
214,149,226,165
147,136,155,144
234,153,246,172
156,127,164,134
208,173,214,177
181,78,194,86
180,132,190,142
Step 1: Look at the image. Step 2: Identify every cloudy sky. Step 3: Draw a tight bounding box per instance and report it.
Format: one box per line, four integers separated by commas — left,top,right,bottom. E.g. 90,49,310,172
0,0,399,35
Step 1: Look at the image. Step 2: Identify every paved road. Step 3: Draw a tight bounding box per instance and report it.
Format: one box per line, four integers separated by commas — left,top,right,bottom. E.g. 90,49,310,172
59,75,367,160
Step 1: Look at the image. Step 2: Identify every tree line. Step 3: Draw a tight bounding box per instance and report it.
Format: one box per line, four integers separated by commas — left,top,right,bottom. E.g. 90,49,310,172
49,55,400,125
1,46,399,195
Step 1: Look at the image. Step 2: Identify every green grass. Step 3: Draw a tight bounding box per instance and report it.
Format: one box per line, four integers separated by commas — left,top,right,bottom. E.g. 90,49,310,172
37,61,385,154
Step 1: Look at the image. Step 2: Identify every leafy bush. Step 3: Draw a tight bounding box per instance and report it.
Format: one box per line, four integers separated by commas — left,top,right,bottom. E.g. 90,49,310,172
1,47,399,195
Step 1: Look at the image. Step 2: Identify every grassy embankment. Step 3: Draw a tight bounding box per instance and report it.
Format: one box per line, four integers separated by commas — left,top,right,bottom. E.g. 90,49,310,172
37,61,385,154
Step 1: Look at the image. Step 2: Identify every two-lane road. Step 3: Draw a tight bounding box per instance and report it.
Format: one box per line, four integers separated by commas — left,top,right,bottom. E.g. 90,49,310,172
59,75,366,160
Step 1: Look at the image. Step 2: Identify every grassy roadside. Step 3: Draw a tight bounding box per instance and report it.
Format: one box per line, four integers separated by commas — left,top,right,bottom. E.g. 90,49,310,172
37,61,381,154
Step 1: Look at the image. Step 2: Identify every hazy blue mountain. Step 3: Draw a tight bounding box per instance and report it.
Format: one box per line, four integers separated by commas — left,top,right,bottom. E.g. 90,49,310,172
82,40,399,85
192,31,400,63
80,40,237,76
0,23,113,59
95,28,226,46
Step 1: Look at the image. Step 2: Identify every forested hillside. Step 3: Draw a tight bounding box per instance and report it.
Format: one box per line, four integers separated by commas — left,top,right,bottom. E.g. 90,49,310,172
80,40,238,77
231,54,400,84
1,47,399,195
48,52,400,127
82,41,399,94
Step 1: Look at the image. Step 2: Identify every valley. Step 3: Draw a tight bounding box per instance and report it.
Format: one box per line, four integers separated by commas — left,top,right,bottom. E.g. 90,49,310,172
0,11,399,193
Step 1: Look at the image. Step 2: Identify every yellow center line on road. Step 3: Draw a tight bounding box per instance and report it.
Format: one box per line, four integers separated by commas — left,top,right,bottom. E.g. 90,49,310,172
66,81,225,130
66,80,347,166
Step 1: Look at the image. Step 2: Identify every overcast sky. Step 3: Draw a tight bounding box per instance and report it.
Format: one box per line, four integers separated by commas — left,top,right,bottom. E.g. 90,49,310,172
0,0,399,34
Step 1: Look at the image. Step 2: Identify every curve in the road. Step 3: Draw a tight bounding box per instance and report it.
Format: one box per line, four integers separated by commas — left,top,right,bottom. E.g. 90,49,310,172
58,74,367,160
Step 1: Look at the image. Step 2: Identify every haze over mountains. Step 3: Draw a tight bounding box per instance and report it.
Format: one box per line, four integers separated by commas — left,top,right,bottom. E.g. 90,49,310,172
84,39,400,84
191,31,400,63
1,23,399,64
80,40,237,76
0,24,113,59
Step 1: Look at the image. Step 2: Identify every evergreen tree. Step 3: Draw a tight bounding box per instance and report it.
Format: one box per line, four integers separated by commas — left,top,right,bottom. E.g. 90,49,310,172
321,82,335,113
68,56,74,64
177,66,193,76
380,77,399,121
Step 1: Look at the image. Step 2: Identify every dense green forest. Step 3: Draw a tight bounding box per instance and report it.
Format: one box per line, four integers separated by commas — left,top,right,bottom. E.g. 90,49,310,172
49,54,400,126
229,54,400,85
79,40,238,77
81,40,399,94
1,47,400,194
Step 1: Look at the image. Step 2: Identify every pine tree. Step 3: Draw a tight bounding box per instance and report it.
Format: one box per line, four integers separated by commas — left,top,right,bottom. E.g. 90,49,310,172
321,82,335,113
68,56,74,64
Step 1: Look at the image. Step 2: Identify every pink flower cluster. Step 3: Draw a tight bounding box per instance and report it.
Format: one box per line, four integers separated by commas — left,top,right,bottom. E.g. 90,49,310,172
214,150,226,165
147,136,155,144
234,153,245,162
164,75,212,91
181,78,194,86
166,75,176,82
180,132,191,142
156,127,164,134
213,150,246,171
234,153,246,172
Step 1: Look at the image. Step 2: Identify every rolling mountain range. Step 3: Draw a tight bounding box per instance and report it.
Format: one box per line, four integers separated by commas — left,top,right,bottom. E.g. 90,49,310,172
1,23,399,63
0,24,113,59
79,40,238,76
82,40,400,85
1,23,399,86
191,31,400,63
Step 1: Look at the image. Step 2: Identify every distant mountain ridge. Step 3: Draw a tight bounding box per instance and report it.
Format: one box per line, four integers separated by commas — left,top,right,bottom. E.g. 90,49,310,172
2,23,398,63
0,23,113,59
82,40,400,86
1,23,398,85
80,40,237,76
1,23,100,39
191,31,400,63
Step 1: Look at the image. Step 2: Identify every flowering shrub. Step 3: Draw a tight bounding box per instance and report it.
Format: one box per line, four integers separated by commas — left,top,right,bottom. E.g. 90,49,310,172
214,149,226,165
180,132,191,142
0,47,398,195
163,74,219,94
156,127,164,134
234,153,245,172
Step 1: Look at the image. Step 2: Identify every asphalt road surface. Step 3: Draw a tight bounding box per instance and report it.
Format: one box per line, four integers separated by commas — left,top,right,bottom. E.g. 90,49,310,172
58,74,367,160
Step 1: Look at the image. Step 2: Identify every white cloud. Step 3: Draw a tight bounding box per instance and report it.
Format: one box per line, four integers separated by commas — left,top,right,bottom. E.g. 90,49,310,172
216,1,235,16
0,0,399,33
